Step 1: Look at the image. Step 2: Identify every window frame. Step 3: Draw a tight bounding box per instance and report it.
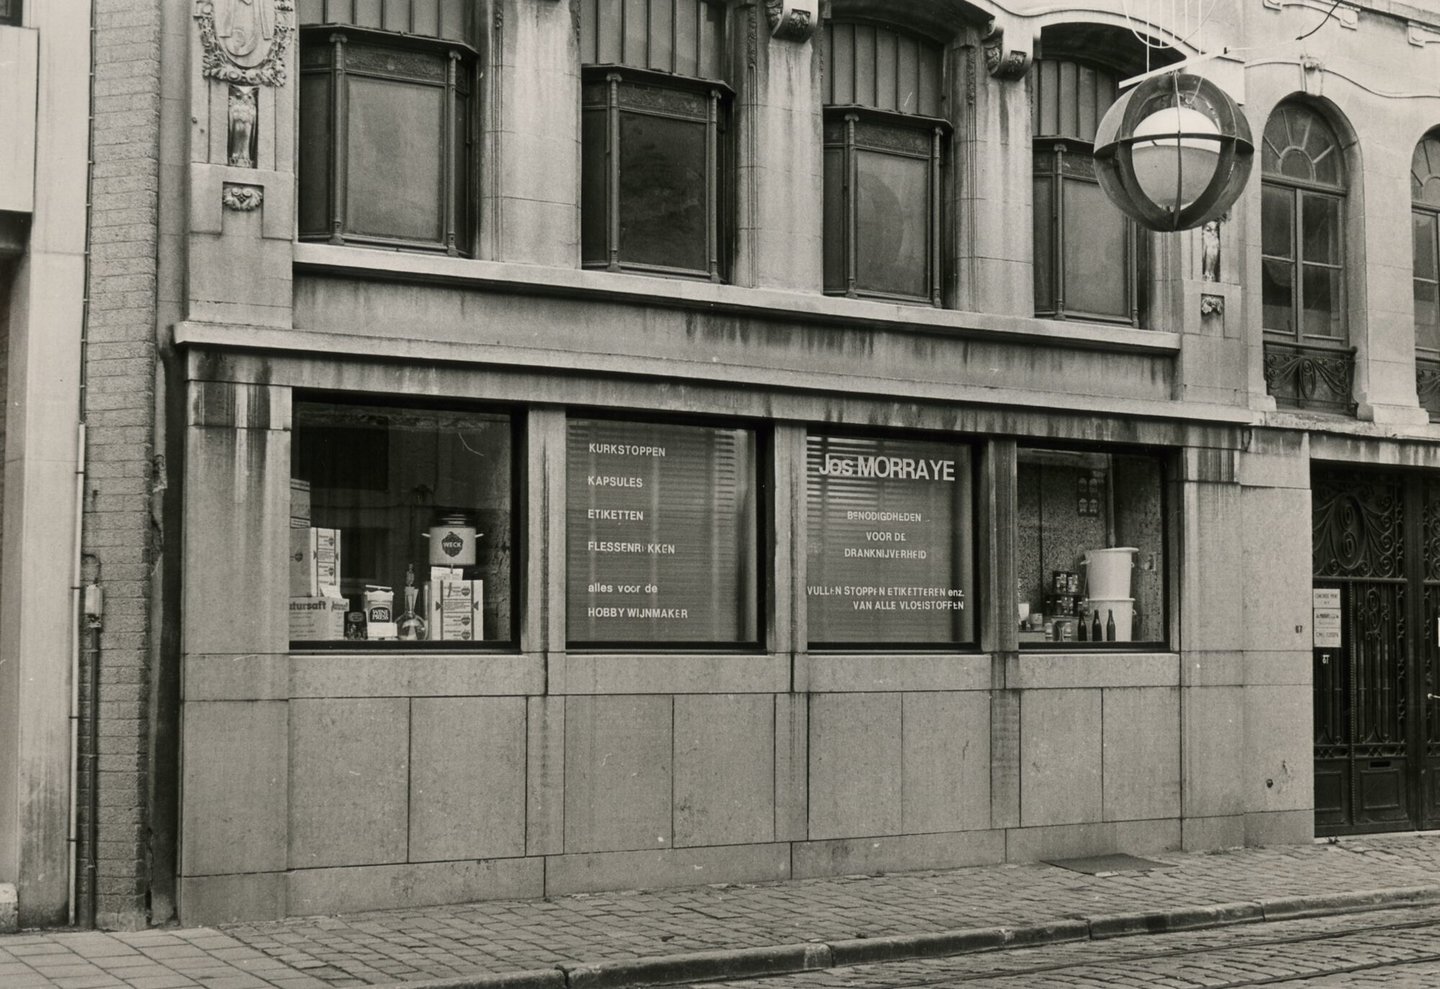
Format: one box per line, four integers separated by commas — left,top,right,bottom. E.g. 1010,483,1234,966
580,64,732,282
564,411,767,652
822,104,948,306
804,427,980,652
1014,443,1172,652
287,393,524,652
297,25,477,256
0,0,20,27
1260,103,1348,346
1032,138,1143,326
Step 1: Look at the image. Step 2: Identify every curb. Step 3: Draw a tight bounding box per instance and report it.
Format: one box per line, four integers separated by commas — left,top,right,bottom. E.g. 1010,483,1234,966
370,885,1440,989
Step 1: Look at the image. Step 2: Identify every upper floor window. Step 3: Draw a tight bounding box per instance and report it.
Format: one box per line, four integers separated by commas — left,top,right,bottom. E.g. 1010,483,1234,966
821,21,947,305
1261,102,1346,344
0,0,20,26
297,1,478,255
1031,57,1142,325
580,0,731,281
1413,134,1440,418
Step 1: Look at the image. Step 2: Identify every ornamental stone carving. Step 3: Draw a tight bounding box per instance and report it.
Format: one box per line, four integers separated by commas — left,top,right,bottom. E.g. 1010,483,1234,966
765,0,818,43
981,19,1032,80
222,183,264,211
227,85,258,167
195,0,295,87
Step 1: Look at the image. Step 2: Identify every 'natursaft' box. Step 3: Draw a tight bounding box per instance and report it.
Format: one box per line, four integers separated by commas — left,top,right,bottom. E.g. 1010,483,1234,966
289,596,347,640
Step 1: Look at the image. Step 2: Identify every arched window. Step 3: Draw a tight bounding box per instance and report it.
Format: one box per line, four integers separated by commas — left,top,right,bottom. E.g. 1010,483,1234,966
1412,133,1440,417
1031,57,1142,325
297,0,478,255
821,20,947,305
1260,101,1352,412
580,0,731,282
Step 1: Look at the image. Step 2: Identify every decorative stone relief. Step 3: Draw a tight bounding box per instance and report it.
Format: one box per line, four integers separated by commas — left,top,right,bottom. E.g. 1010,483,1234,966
227,85,258,167
1262,0,1358,30
765,0,818,43
222,183,264,211
1201,220,1221,282
1201,294,1224,316
195,0,295,86
981,19,1032,80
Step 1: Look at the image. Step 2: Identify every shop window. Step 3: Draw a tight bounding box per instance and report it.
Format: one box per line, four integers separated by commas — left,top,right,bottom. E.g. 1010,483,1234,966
289,400,514,647
297,4,477,255
580,0,730,281
1032,57,1143,325
566,418,759,646
806,433,974,647
0,0,20,26
1260,101,1354,413
1413,133,1440,418
1015,448,1166,647
822,21,947,305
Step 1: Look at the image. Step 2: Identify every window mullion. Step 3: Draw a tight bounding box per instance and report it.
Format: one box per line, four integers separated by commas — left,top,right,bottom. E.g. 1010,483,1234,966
443,50,459,256
929,125,941,307
1127,222,1140,328
1053,145,1066,319
1293,188,1304,341
706,87,720,282
845,113,858,298
606,72,621,272
329,32,347,246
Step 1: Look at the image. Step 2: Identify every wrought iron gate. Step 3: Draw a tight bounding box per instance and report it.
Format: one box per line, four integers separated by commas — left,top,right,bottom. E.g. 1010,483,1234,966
1312,468,1440,834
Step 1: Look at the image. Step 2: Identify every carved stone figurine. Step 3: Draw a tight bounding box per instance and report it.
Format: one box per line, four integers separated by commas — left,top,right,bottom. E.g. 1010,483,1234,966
228,84,258,168
1201,219,1221,282
215,0,277,70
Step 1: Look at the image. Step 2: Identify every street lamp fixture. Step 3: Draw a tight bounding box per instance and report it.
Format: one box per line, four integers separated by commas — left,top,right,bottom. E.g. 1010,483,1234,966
1093,72,1254,232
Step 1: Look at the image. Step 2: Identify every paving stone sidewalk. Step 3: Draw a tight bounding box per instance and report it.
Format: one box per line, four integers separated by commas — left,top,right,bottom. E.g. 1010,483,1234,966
5,833,1440,989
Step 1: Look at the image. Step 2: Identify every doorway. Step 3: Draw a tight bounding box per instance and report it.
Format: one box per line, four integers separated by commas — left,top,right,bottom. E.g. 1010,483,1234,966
1312,467,1440,834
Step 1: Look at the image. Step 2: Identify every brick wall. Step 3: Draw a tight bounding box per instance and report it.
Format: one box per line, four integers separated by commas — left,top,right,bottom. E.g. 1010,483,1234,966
84,0,162,929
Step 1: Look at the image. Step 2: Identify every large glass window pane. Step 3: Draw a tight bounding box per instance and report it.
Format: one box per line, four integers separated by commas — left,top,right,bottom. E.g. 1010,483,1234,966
346,76,444,242
1016,448,1166,646
1262,185,1294,260
806,434,974,646
290,401,514,646
581,108,609,265
822,146,846,293
1302,265,1343,338
1032,175,1054,312
1414,211,1437,280
1416,280,1440,354
1263,259,1295,334
854,149,928,298
567,419,759,645
297,72,331,238
1061,179,1127,319
1301,193,1341,264
617,111,707,271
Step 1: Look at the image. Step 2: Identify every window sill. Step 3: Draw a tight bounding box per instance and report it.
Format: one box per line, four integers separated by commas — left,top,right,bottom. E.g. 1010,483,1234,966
293,242,1180,357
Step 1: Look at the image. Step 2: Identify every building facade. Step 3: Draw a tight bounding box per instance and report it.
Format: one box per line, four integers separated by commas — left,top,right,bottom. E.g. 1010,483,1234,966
7,0,1440,928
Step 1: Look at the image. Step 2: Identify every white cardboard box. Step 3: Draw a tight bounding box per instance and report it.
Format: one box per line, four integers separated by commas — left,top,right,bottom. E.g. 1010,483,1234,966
289,596,348,640
290,527,341,598
427,578,483,640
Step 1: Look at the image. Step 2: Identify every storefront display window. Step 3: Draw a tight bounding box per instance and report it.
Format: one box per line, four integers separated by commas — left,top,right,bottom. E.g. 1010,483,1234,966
806,434,974,646
566,418,759,645
289,400,514,647
1016,448,1166,647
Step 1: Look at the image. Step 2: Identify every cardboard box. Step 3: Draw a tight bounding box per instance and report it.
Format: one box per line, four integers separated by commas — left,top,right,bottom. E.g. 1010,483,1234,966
290,527,342,598
427,578,483,641
289,596,348,641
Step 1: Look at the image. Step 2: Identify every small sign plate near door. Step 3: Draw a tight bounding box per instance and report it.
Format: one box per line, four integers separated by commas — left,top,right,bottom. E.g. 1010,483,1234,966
1313,589,1341,648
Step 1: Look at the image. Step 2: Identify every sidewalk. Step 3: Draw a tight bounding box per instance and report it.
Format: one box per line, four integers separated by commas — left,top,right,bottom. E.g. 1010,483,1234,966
5,833,1440,989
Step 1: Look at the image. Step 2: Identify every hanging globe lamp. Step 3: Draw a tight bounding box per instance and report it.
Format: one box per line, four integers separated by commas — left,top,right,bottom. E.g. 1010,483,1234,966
1093,72,1254,231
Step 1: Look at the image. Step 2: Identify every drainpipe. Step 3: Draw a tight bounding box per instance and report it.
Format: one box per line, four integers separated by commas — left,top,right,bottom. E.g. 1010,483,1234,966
67,0,99,928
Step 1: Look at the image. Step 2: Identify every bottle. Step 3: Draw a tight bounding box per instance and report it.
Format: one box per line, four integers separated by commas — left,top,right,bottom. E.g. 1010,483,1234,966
1091,609,1102,641
1105,609,1116,642
1077,615,1088,641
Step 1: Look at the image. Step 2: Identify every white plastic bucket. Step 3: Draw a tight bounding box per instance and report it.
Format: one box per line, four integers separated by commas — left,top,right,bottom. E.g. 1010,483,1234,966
1084,547,1138,600
1087,597,1134,642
